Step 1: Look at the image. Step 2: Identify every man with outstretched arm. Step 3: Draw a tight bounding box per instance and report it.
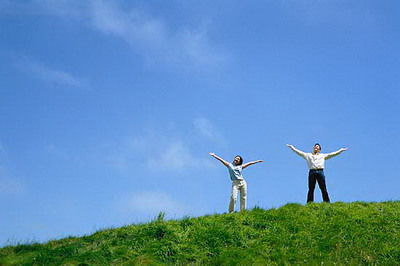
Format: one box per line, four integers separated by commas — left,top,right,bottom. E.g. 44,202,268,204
286,143,348,203
209,153,263,212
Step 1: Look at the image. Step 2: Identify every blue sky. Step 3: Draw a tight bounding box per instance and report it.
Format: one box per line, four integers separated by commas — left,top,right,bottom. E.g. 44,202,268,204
0,0,399,246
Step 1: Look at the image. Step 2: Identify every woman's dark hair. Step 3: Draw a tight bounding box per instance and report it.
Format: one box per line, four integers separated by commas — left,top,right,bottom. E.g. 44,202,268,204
235,155,243,165
314,143,322,151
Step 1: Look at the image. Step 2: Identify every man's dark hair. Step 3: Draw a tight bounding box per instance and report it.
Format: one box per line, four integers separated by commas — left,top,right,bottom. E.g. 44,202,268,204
314,143,322,151
235,155,243,165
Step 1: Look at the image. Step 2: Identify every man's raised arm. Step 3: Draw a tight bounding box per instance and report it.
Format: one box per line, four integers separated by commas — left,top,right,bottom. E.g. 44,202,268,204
286,144,307,158
325,148,348,160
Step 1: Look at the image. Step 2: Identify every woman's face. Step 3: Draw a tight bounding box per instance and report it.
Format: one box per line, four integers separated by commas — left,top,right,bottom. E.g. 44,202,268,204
233,156,241,165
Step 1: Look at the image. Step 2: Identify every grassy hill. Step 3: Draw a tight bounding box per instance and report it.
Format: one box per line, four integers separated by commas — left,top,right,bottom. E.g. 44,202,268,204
1,201,399,265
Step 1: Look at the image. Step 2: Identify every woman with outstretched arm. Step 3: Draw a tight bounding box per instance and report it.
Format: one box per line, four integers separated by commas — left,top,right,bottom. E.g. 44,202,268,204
209,153,263,212
286,143,348,203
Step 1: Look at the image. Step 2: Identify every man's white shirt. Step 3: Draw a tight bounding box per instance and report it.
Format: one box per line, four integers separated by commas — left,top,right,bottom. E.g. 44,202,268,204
289,146,345,169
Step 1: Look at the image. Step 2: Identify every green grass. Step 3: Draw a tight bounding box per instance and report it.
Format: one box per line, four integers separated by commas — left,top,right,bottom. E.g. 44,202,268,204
1,201,400,265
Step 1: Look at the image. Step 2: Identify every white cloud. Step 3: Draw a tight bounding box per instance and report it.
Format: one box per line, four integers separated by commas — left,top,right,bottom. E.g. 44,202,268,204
279,0,380,30
110,136,213,172
88,0,224,67
193,117,224,143
34,0,86,17
0,144,25,196
105,119,221,172
3,0,226,68
122,191,189,217
147,140,213,171
0,173,25,196
16,58,88,89
0,143,5,159
0,0,85,18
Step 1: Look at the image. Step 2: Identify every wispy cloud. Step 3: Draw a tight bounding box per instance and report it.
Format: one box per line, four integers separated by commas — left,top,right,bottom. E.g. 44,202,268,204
121,191,189,218
147,140,213,171
3,0,226,68
280,0,380,30
193,117,225,143
0,172,25,196
0,143,6,159
89,0,225,67
0,144,25,196
105,119,223,173
107,135,213,173
16,57,88,89
0,0,86,17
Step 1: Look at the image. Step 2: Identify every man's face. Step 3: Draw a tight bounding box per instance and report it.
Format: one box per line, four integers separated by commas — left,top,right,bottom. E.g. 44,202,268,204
313,145,321,153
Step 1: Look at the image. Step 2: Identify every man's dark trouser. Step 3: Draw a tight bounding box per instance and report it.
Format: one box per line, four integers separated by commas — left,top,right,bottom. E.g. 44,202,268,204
307,169,330,203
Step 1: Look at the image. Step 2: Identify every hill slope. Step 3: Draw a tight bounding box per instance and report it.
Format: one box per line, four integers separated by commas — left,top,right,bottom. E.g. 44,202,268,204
1,202,399,265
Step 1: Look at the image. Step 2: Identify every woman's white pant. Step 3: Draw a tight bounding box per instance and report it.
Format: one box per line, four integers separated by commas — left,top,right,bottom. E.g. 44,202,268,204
229,180,247,213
